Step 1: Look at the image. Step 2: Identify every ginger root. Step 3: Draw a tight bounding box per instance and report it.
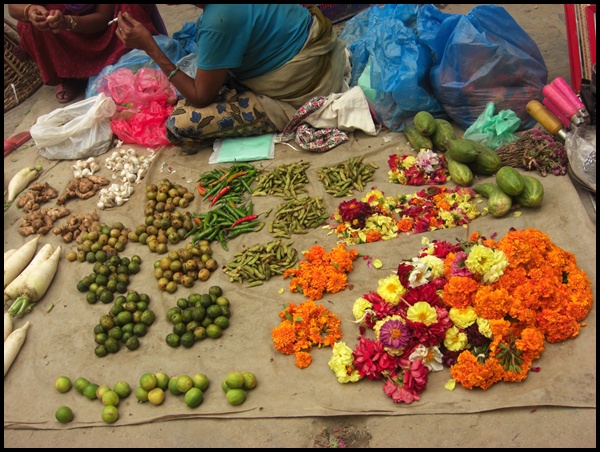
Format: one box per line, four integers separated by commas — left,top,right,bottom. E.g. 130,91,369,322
18,206,71,236
52,211,100,243
15,182,59,212
57,176,110,206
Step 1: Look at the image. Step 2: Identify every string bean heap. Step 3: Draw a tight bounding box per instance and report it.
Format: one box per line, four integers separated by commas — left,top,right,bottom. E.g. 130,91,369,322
316,156,379,197
252,161,311,199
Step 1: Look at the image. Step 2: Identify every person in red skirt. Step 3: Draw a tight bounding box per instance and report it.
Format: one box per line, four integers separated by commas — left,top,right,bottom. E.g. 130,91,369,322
7,4,167,104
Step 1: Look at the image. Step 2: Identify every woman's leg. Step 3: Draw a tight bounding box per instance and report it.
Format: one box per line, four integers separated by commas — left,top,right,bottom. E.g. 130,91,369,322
166,86,278,153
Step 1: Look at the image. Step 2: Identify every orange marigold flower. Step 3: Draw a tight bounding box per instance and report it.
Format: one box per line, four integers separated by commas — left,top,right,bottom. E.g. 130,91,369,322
442,276,479,309
450,351,504,390
397,218,413,232
295,351,312,369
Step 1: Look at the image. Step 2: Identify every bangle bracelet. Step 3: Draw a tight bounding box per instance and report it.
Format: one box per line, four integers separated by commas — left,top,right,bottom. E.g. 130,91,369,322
167,67,180,82
23,4,32,21
68,15,77,30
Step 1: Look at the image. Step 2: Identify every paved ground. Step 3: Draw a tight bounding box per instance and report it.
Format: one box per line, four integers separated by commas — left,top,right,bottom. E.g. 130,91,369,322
4,4,596,448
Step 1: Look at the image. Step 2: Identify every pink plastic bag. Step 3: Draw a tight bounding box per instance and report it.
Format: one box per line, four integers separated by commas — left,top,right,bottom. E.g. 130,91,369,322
110,100,174,148
96,67,177,110
97,67,177,147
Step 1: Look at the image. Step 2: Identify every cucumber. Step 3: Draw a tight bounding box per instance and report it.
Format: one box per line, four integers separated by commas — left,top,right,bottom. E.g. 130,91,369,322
404,125,433,151
469,143,503,175
413,111,437,136
447,139,480,163
514,175,544,207
487,189,513,217
473,182,501,198
430,119,456,153
447,155,474,187
496,166,525,196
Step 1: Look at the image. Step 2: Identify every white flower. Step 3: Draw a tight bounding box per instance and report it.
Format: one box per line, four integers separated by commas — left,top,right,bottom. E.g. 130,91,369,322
409,344,444,372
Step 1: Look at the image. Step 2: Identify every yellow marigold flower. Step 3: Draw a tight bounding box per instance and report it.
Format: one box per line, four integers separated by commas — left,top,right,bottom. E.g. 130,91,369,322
449,306,478,329
328,341,362,383
406,301,438,326
352,297,372,322
476,317,493,339
465,244,508,282
376,274,407,305
444,325,469,351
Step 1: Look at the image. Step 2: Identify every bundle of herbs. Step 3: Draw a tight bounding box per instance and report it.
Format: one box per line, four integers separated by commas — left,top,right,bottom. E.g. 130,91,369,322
495,128,568,176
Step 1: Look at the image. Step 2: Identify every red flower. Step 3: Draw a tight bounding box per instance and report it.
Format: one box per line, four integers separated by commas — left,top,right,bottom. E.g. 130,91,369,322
353,336,401,380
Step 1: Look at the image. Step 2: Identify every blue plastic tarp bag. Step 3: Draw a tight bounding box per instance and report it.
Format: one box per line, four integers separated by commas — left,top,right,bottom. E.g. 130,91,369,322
416,4,548,131
340,4,445,132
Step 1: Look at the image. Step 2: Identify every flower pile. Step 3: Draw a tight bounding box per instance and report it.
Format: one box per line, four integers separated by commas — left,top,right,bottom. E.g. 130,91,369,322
272,300,343,369
329,228,593,403
283,243,360,301
387,150,448,185
326,187,481,245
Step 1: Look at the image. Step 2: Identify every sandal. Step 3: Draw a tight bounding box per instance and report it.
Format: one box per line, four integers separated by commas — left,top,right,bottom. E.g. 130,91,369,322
56,79,85,104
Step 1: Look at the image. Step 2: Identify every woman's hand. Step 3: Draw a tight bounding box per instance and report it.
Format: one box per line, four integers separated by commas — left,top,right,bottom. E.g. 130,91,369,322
25,5,51,31
46,9,72,34
115,12,155,52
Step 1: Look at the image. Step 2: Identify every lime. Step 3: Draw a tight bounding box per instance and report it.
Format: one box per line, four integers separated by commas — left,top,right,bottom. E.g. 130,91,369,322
216,296,229,307
176,375,194,394
208,285,223,298
242,372,258,390
168,376,182,396
83,383,100,400
206,304,222,319
105,337,121,353
55,406,74,423
148,388,165,406
180,331,195,348
55,376,72,393
226,388,247,406
101,390,120,407
155,372,170,390
206,323,222,339
192,372,209,391
74,377,90,394
199,293,213,308
193,326,207,341
95,345,108,357
166,333,180,347
96,384,112,400
184,387,204,408
221,379,230,393
101,405,119,424
125,336,140,351
133,323,147,337
173,322,187,336
135,386,149,402
213,315,229,330
113,381,131,398
224,372,245,389
141,309,156,326
139,372,158,391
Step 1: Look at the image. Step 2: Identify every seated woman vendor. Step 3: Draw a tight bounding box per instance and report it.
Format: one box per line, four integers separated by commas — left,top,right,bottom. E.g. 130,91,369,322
8,4,167,104
115,4,349,154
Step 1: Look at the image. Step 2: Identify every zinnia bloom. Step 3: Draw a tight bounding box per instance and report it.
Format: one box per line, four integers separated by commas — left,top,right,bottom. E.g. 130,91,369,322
406,301,438,326
377,274,407,305
375,317,410,353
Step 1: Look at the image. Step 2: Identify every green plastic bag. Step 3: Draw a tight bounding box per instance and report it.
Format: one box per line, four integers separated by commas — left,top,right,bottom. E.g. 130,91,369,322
463,102,520,150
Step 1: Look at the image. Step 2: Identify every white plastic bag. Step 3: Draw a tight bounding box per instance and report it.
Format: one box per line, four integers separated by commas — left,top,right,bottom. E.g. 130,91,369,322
31,94,116,160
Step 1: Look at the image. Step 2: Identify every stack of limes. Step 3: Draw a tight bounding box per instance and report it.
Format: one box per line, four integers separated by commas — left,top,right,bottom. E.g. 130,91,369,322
165,286,230,348
168,372,209,408
221,371,258,406
54,375,131,425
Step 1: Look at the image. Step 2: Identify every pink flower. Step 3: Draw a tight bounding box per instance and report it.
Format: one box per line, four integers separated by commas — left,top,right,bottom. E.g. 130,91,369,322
353,337,401,380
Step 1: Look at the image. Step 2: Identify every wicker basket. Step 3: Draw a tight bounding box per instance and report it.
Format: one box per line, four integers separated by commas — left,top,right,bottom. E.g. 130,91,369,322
4,19,43,113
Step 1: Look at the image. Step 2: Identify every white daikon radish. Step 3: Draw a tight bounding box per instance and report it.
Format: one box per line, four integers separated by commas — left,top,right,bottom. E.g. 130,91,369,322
4,234,41,288
6,165,42,203
4,321,30,376
4,312,13,341
5,245,61,318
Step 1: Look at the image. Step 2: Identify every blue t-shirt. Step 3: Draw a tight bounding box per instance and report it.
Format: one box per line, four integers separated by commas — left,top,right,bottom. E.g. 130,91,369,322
195,5,312,80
